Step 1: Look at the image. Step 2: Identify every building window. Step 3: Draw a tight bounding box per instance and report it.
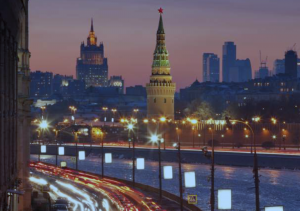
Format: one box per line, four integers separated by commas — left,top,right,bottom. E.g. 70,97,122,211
154,98,156,103
164,98,167,103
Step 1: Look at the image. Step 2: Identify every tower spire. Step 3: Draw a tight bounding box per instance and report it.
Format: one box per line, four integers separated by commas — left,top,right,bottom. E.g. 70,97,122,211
91,18,94,32
87,19,97,46
157,14,164,34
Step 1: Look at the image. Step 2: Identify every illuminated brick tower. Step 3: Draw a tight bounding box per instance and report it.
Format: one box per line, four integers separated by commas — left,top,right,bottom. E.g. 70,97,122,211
76,19,108,88
146,8,176,119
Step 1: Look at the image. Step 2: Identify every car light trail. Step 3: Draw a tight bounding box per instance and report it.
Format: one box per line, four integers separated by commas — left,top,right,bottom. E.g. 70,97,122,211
30,161,164,211
49,184,84,211
29,176,48,185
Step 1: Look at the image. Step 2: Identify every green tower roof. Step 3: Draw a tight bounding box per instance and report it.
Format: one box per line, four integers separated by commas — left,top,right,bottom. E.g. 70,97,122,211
157,14,164,34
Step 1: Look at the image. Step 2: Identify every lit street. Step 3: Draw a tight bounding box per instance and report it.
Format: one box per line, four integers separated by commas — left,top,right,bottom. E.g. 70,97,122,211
29,162,184,211
31,154,300,211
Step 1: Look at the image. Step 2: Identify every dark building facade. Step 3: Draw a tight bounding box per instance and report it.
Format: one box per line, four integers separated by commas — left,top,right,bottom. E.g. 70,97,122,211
126,85,147,97
53,74,73,94
273,59,285,75
30,70,53,98
203,53,220,82
229,59,252,82
108,76,124,94
222,41,236,82
1,0,32,210
285,50,298,78
76,20,108,88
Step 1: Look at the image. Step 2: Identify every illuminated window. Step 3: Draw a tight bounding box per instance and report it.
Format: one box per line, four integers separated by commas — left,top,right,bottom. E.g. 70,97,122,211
164,98,167,103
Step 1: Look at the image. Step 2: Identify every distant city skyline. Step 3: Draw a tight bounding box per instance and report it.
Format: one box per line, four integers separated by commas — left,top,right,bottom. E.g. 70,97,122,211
29,0,300,90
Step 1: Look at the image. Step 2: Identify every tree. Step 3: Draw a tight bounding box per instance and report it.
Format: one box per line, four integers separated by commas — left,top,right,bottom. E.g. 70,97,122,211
193,101,214,120
222,103,239,119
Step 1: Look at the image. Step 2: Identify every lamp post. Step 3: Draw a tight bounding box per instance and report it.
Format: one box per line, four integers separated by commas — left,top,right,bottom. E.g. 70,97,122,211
133,108,139,118
271,118,281,150
127,123,135,186
111,108,117,127
151,134,162,200
190,119,198,148
74,130,79,170
102,107,108,126
40,106,46,119
38,120,49,162
69,106,77,125
159,117,166,150
101,130,104,178
210,123,215,211
226,117,260,211
174,142,183,211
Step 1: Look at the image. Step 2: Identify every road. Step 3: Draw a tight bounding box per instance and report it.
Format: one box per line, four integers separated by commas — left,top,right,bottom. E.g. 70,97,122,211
31,154,300,211
30,162,166,211
30,170,110,211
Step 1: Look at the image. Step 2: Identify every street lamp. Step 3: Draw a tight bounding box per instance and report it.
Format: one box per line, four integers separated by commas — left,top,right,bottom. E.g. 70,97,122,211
225,117,260,211
133,108,139,119
127,123,136,186
150,134,162,200
173,142,183,211
38,120,49,162
102,107,108,125
190,119,198,148
69,106,77,124
159,117,167,150
40,106,46,119
111,108,117,126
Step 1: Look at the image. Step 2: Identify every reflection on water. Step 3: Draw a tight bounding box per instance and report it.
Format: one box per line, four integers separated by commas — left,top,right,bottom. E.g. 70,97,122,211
219,166,236,179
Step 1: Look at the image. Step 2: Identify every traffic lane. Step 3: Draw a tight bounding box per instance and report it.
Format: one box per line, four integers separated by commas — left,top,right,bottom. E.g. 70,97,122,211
31,170,113,211
30,162,165,211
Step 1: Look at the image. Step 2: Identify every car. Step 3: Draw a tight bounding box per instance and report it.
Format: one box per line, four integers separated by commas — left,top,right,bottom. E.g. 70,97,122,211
52,204,69,211
55,199,69,206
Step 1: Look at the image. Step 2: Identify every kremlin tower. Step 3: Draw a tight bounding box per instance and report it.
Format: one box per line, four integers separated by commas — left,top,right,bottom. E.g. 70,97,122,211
146,8,176,119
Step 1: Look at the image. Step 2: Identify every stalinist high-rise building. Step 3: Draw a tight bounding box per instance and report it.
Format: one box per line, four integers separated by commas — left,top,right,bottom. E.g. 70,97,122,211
76,19,108,88
146,9,176,119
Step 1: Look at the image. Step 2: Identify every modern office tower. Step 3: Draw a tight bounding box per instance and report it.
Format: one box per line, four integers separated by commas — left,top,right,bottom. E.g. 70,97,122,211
273,59,285,75
30,71,53,98
203,53,220,82
76,19,108,88
229,59,252,82
285,50,298,78
222,41,236,82
146,10,176,119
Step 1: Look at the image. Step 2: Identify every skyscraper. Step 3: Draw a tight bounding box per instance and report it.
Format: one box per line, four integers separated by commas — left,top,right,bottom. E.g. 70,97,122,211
146,9,176,119
76,19,108,88
285,50,298,78
229,59,252,82
222,42,236,82
273,59,285,75
203,53,220,82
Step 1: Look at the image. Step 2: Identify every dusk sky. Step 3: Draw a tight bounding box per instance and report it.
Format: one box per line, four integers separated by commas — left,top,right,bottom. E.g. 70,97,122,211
29,0,300,90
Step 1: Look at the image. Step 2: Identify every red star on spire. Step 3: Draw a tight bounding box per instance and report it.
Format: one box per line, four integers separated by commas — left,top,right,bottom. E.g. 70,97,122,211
158,7,163,14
